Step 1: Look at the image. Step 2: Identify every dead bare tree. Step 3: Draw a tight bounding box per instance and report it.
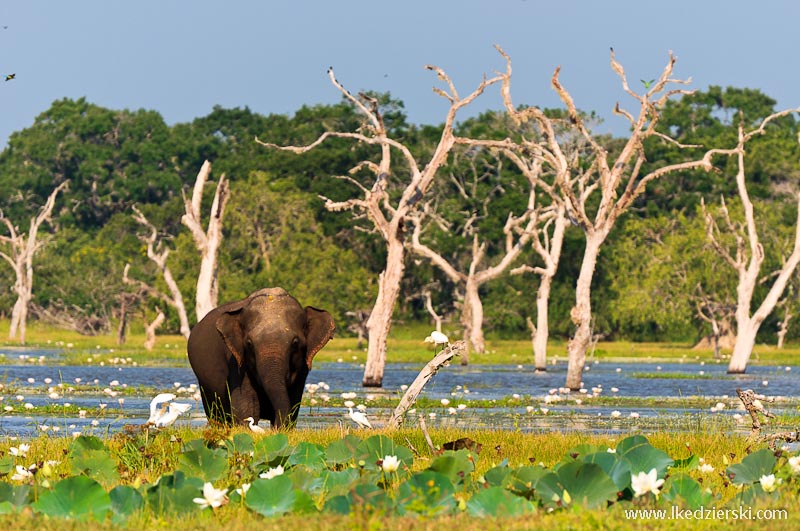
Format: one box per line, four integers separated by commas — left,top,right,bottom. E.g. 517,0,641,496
701,113,800,373
475,46,746,389
181,160,229,322
776,290,793,349
143,308,166,351
693,287,736,359
256,64,503,387
126,210,192,338
0,181,68,344
511,201,567,370
408,185,538,360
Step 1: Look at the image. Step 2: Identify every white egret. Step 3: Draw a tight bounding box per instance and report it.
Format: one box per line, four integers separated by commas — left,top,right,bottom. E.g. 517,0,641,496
347,406,373,429
244,416,266,434
424,330,449,354
147,393,176,424
146,393,191,428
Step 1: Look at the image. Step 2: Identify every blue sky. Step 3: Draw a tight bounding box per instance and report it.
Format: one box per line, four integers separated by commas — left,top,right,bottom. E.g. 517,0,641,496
1,1,799,147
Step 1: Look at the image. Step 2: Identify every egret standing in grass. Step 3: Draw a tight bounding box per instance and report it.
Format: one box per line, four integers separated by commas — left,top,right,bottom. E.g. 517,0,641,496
244,416,266,434
424,330,449,355
347,406,373,429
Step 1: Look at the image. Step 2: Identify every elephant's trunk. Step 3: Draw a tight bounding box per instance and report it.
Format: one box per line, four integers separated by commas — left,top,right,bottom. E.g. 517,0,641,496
257,354,292,429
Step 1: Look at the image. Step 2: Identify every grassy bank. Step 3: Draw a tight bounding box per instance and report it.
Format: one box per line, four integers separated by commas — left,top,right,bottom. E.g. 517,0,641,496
1,321,798,368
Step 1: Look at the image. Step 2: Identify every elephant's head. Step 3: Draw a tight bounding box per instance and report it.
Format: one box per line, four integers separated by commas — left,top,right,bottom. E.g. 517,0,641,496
214,287,335,426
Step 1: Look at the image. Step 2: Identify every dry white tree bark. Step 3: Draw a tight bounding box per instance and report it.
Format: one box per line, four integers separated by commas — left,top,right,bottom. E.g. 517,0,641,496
143,308,166,351
478,46,743,389
408,186,538,360
511,200,567,370
181,160,229,322
0,181,68,344
256,65,503,387
701,112,800,373
127,209,192,338
776,291,793,349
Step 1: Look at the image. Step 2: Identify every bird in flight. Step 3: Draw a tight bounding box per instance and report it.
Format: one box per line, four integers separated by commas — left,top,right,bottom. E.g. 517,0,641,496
641,79,655,89
5,73,15,81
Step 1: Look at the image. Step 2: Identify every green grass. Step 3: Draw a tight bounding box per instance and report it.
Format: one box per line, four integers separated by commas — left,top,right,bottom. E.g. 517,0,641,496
0,426,798,530
2,320,799,369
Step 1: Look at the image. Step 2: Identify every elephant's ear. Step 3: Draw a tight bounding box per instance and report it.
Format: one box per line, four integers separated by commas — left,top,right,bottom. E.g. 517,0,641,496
304,307,335,370
216,305,246,368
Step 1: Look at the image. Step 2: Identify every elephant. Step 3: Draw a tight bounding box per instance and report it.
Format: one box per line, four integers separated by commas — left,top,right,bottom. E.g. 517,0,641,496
187,287,335,429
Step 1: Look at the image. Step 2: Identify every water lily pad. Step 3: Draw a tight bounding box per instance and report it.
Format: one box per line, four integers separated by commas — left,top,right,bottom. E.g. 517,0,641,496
0,482,31,508
556,461,619,509
288,442,326,470
324,435,361,466
33,476,110,521
253,433,291,466
427,450,476,485
69,446,119,486
225,432,255,456
507,466,549,498
348,483,390,514
109,485,143,523
466,486,535,517
726,449,776,485
611,435,672,490
484,464,512,487
144,471,204,515
319,468,361,498
0,456,14,475
245,476,296,517
177,440,228,482
355,435,412,475
662,473,711,509
322,494,351,514
395,471,455,516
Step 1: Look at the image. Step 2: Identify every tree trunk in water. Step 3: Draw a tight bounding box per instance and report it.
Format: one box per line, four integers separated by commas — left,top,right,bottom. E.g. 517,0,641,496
362,239,405,387
460,277,485,364
9,295,28,345
533,274,553,371
566,234,603,390
728,323,758,373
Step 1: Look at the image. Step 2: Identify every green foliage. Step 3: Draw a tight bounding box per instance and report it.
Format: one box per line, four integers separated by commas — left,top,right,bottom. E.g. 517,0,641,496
32,476,110,521
1,86,799,342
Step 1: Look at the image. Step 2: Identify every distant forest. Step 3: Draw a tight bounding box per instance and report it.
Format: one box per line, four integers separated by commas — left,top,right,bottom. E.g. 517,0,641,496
0,86,798,344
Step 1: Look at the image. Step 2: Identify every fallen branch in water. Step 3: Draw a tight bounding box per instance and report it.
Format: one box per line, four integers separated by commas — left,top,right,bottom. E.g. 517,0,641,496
736,387,776,439
386,340,465,429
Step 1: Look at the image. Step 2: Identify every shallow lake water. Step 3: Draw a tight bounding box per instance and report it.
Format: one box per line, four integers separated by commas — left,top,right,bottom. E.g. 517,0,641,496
0,348,796,438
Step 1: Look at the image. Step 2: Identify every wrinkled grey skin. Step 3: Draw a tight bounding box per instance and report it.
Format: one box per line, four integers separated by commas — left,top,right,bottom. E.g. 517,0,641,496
187,287,335,429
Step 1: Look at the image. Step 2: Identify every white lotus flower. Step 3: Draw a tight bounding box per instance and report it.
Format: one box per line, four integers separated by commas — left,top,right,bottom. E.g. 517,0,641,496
759,474,776,493
610,410,622,418
11,465,34,482
788,456,800,475
259,465,285,480
698,463,715,473
631,468,665,498
8,443,29,457
235,483,251,498
382,455,400,473
193,482,229,509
